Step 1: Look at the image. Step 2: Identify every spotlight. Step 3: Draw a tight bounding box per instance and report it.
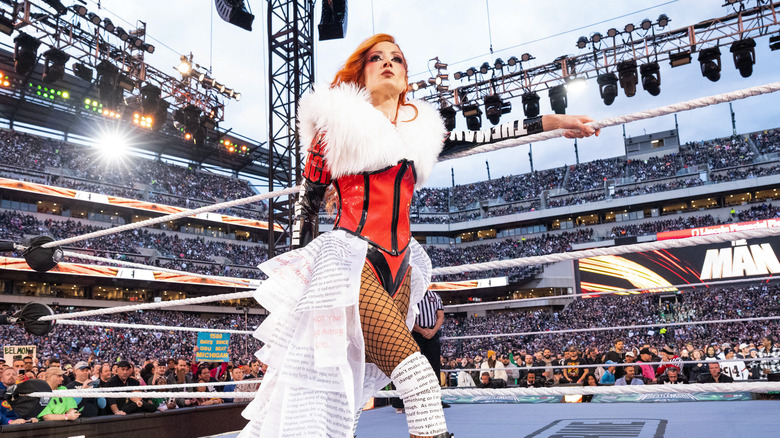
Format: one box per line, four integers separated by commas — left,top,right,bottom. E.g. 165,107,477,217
640,62,661,96
576,36,588,49
548,85,567,114
86,12,101,26
117,75,135,92
462,103,482,131
145,44,155,54
410,82,419,91
730,38,756,78
115,27,129,41
440,106,456,131
657,14,670,28
669,51,692,67
96,60,122,109
151,100,169,131
42,48,70,84
617,60,638,97
698,47,722,82
465,67,476,77
0,15,14,36
494,58,504,70
177,56,191,75
507,56,519,67
607,28,619,38
597,73,619,105
72,5,87,16
591,32,603,44
42,0,68,15
641,18,652,30
13,33,41,76
453,71,463,80
316,0,344,39
624,23,635,33
173,104,202,135
72,62,93,82
130,37,144,49
434,61,448,70
234,92,241,101
484,94,511,126
103,18,115,32
522,92,540,118
214,0,255,31
479,62,490,74
521,53,533,62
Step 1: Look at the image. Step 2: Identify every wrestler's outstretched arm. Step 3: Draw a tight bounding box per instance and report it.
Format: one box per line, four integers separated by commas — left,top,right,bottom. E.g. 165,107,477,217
291,132,331,249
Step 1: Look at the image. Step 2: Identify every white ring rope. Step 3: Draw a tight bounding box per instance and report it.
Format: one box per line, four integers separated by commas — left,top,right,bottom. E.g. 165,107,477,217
441,314,780,341
61,250,261,288
441,81,780,160
431,225,780,276
49,313,779,339
39,186,301,249
376,382,780,398
73,379,262,392
38,290,255,321
26,382,780,400
55,319,254,335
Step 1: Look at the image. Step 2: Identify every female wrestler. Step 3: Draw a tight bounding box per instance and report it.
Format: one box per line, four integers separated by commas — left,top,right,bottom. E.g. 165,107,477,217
239,34,598,438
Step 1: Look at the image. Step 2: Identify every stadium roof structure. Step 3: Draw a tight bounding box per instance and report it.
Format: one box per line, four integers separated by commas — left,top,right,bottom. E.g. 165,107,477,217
0,47,289,184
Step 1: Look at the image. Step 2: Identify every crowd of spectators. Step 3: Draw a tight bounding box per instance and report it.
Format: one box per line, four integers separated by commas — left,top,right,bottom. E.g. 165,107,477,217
610,214,720,238
752,128,780,155
612,177,705,198
737,203,780,222
440,283,780,388
710,164,780,184
565,158,623,192
0,307,267,425
679,136,755,170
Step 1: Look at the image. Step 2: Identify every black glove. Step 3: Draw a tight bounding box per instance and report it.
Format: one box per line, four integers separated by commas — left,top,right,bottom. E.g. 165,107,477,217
291,180,328,249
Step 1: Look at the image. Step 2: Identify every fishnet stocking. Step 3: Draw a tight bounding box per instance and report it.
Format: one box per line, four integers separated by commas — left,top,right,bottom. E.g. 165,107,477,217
360,262,419,377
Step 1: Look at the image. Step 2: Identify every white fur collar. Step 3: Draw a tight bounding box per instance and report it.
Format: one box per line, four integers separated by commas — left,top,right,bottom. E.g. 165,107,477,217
298,83,445,188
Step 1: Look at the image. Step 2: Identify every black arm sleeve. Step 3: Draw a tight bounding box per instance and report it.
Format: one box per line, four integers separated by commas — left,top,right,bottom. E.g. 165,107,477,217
439,116,544,160
291,180,328,249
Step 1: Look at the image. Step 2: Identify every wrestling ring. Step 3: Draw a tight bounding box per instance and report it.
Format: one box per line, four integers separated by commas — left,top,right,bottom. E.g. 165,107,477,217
3,81,780,438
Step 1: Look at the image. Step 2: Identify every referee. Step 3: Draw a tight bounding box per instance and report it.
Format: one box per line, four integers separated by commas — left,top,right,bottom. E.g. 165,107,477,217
412,289,449,408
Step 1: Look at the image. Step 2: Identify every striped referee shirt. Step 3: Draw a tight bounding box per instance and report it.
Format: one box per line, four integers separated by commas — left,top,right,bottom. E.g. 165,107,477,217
416,290,443,328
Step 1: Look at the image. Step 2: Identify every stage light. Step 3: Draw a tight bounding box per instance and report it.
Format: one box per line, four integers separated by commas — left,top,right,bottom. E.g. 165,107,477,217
565,78,586,94
410,82,418,92
42,48,70,84
440,106,456,131
96,60,122,109
96,132,129,159
479,62,490,74
730,38,756,78
73,63,93,82
129,36,144,49
597,73,618,105
494,58,504,70
151,100,169,131
177,56,191,75
521,53,533,62
698,47,722,82
117,75,135,92
607,28,618,38
434,60,448,70
576,36,588,49
641,18,652,30
617,60,638,97
234,92,241,101
591,32,603,44
103,18,115,32
462,103,482,131
657,14,670,28
669,51,692,67
415,80,428,90
771,35,780,51
42,0,68,15
86,12,101,25
453,71,463,80
465,67,476,77
640,62,661,96
72,5,87,16
427,77,440,86
624,23,635,33
484,94,511,126
217,83,226,94
0,15,14,36
549,85,567,114
522,92,540,118
140,84,161,113
507,56,518,67
115,27,129,41
13,33,40,76
316,0,345,39
145,44,155,54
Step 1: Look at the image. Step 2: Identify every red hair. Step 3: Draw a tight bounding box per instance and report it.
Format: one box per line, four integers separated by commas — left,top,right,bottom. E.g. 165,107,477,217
331,33,409,105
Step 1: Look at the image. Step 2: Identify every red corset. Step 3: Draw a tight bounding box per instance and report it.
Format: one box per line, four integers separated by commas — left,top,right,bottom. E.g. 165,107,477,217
333,160,416,256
